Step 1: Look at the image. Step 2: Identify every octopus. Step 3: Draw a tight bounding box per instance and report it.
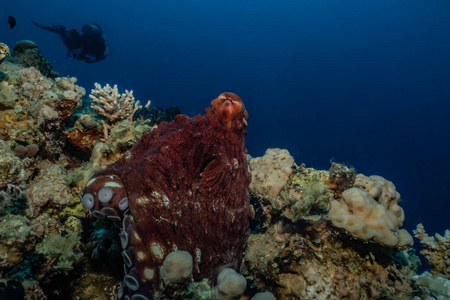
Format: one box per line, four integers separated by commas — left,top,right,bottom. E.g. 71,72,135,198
81,92,253,299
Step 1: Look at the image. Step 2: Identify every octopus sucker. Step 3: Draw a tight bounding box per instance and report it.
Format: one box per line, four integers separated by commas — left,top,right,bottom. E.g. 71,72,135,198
81,93,252,298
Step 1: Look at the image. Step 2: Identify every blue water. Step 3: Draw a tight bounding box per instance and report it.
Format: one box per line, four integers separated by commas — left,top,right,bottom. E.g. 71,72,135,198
2,1,449,238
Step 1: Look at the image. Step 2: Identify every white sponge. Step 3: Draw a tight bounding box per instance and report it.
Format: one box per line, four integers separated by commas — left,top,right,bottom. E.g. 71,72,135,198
160,250,193,284
251,291,276,300
215,268,247,300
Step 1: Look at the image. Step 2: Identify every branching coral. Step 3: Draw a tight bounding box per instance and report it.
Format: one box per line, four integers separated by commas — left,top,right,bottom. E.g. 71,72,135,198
89,83,150,139
414,223,450,277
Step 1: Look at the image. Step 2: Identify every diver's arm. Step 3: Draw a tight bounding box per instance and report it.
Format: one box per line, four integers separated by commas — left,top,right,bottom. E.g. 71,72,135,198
31,21,52,31
31,21,67,34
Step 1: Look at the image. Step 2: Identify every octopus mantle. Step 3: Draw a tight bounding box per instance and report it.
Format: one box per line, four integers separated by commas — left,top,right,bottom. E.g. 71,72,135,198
81,93,252,298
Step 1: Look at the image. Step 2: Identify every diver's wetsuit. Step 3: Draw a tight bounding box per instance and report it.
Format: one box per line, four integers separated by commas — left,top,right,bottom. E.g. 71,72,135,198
32,21,111,63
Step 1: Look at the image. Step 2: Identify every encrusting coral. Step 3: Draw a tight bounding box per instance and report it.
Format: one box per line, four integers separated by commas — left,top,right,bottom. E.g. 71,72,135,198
0,215,40,271
249,154,334,223
280,165,333,222
26,160,71,216
0,140,25,189
249,148,295,199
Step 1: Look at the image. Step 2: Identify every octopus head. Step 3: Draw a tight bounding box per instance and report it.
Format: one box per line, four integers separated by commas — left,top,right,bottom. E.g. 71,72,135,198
211,92,248,130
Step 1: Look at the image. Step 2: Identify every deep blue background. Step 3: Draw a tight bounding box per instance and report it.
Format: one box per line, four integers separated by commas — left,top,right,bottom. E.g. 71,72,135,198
2,1,449,238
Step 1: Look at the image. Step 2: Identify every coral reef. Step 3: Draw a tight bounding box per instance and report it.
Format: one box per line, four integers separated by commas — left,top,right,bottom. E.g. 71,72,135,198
245,155,419,298
0,42,90,299
243,218,416,299
0,141,25,189
0,60,85,164
81,92,252,299
0,41,449,300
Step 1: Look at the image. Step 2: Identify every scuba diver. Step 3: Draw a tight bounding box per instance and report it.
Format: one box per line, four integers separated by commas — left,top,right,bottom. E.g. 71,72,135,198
32,22,112,63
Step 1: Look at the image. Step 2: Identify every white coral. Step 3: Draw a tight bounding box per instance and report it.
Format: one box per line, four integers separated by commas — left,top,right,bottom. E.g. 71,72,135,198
328,185,413,248
89,83,150,139
89,83,148,124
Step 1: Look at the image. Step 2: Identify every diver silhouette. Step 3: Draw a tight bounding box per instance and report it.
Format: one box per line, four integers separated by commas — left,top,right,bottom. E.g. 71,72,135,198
32,22,112,63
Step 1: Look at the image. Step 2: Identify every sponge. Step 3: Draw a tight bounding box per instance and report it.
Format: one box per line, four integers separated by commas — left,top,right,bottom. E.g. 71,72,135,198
215,268,247,300
160,250,193,284
251,291,276,300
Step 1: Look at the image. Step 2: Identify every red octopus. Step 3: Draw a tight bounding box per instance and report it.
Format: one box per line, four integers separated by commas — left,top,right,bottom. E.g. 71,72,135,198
81,92,253,299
